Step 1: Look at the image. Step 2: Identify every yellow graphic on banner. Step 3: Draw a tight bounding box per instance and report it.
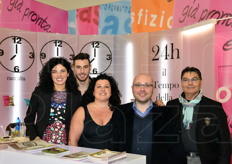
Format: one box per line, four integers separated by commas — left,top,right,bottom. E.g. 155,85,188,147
131,0,174,33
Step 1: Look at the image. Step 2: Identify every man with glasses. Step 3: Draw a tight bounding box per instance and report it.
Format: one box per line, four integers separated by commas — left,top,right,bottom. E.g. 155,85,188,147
119,73,186,164
166,67,231,164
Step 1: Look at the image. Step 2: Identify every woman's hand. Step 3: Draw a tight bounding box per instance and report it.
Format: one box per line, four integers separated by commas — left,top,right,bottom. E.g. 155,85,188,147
33,136,41,141
154,100,165,106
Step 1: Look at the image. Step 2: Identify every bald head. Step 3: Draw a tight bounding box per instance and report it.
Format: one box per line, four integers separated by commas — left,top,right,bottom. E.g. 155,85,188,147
132,73,154,104
133,73,153,85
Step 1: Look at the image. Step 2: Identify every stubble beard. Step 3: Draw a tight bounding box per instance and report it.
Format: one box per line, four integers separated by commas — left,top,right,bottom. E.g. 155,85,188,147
76,74,89,82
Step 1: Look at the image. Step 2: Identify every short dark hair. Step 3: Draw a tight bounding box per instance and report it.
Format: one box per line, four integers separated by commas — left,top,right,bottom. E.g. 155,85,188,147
181,67,202,80
73,53,90,65
82,74,121,110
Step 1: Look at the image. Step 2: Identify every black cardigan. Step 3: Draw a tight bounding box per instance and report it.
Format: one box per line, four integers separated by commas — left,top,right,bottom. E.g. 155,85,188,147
24,87,82,142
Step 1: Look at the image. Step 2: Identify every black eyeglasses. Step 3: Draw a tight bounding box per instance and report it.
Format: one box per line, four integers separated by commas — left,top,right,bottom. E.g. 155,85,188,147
182,77,200,83
133,83,153,89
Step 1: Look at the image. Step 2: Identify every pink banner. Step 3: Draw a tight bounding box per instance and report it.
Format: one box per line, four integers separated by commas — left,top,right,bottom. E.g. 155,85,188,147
0,0,67,33
173,0,232,30
76,6,99,35
217,66,232,132
172,0,210,28
215,26,232,126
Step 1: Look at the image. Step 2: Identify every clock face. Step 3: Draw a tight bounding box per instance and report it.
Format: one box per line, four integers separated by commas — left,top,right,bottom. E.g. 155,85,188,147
40,40,75,66
0,36,35,73
80,41,112,74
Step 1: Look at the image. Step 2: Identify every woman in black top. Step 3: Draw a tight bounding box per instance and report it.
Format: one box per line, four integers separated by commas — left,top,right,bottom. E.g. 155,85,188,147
24,57,82,144
69,74,124,151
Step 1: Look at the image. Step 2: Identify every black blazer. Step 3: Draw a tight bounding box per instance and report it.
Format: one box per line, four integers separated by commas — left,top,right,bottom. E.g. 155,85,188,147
24,87,82,142
118,102,187,164
167,96,231,164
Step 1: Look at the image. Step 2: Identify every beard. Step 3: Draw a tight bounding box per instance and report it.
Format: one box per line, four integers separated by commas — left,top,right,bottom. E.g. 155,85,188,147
76,74,89,82
133,91,153,104
135,98,151,104
134,95,151,104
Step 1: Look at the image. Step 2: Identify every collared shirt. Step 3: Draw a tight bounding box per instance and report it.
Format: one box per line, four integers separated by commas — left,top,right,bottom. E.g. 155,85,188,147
132,99,153,117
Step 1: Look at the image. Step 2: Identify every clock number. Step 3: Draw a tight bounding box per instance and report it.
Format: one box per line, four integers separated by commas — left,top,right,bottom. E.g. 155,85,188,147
54,40,63,47
91,41,100,48
69,54,75,60
40,53,46,59
29,52,34,59
0,49,4,56
106,54,112,60
13,37,22,44
54,40,62,57
14,66,19,72
93,68,98,74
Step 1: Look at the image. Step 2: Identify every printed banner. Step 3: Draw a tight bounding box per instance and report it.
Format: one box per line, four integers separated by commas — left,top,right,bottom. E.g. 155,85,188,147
0,0,67,33
131,0,174,33
76,6,99,35
149,28,183,102
172,0,210,28
149,25,215,103
0,27,37,130
172,0,232,30
68,10,77,34
99,0,131,35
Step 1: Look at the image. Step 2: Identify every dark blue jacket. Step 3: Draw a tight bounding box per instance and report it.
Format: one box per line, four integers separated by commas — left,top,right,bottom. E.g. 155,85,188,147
117,102,187,164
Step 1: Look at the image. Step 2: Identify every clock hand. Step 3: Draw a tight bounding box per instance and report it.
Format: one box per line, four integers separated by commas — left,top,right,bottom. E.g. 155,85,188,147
94,48,96,57
90,58,95,63
90,48,96,63
10,55,16,60
57,47,59,56
16,44,18,54
10,44,18,60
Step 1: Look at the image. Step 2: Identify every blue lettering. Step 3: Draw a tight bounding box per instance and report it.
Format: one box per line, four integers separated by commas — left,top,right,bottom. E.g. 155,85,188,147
101,16,118,34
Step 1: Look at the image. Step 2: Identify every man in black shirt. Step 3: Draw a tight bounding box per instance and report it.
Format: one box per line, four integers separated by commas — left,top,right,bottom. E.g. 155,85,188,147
72,53,92,95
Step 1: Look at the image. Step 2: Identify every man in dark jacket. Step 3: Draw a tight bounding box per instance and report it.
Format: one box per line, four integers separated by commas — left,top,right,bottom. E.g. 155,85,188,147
118,73,186,164
166,67,231,164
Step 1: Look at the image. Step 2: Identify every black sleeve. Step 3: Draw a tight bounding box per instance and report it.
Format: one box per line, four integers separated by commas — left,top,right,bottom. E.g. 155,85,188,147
24,88,41,140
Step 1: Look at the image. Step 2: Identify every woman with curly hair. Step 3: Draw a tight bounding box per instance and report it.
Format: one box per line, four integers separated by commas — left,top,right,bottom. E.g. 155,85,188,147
24,57,82,145
69,74,124,151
